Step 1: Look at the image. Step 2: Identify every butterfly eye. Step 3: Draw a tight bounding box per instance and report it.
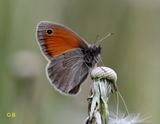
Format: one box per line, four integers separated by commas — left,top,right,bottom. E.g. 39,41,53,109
46,29,53,35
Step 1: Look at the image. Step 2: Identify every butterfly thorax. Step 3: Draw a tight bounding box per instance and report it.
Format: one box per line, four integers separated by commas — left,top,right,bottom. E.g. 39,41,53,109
83,45,102,68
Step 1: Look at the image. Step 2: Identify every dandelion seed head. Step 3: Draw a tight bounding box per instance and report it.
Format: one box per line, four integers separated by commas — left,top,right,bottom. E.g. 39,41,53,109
91,66,117,82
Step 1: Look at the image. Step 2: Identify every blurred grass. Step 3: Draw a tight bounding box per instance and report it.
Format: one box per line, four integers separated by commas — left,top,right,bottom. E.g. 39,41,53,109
1,0,160,124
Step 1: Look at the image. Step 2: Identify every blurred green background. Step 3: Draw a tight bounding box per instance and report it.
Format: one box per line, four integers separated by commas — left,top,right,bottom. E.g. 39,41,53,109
1,0,160,124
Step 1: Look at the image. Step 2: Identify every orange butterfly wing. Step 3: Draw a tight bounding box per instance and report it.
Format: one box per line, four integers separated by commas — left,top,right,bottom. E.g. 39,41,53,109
36,21,89,60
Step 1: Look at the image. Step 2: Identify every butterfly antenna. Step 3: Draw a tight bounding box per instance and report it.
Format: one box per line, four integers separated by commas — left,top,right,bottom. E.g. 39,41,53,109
94,35,99,44
96,32,114,45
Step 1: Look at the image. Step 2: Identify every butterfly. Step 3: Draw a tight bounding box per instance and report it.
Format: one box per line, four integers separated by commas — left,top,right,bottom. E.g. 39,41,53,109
36,21,102,95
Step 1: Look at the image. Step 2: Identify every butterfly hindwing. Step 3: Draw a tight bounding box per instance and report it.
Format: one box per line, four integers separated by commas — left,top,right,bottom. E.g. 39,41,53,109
46,48,90,94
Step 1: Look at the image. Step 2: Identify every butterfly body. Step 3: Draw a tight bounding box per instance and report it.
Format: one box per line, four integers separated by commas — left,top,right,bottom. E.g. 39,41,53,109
36,21,102,95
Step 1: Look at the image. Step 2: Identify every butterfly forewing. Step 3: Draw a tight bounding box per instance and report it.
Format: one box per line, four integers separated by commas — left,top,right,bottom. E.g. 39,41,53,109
36,21,89,60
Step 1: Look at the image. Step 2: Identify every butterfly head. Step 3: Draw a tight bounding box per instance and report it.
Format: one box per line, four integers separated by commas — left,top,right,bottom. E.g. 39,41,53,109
83,45,102,68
